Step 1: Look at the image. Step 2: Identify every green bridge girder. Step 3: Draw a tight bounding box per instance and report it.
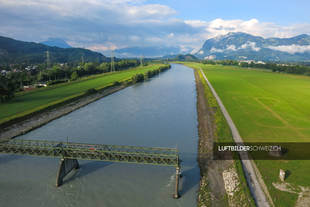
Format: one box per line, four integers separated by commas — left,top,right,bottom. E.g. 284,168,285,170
0,139,181,198
0,139,179,166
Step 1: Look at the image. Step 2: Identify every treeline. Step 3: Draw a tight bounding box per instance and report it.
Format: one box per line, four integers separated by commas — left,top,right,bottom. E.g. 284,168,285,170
39,60,141,83
202,60,310,76
0,60,143,102
131,65,171,83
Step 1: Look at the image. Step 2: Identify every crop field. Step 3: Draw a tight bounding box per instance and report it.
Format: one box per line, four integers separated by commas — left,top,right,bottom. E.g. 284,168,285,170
0,64,166,125
185,62,310,207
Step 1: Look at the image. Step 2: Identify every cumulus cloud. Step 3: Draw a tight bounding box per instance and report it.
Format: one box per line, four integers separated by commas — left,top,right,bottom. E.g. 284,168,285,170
185,18,310,40
210,42,260,53
210,47,224,53
0,0,309,56
226,45,237,51
268,45,310,54
240,42,261,51
0,0,193,53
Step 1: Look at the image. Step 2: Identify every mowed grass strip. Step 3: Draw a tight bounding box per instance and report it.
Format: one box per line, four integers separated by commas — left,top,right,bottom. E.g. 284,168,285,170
185,62,310,207
0,64,166,124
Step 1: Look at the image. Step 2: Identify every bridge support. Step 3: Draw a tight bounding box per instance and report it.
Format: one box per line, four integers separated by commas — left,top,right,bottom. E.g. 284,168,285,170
173,165,180,199
56,158,79,187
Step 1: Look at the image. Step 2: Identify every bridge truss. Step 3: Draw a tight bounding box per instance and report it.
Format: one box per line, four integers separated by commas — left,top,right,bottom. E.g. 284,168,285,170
0,139,181,198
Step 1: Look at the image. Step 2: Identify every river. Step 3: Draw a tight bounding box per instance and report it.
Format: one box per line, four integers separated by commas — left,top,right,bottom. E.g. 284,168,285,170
0,64,200,207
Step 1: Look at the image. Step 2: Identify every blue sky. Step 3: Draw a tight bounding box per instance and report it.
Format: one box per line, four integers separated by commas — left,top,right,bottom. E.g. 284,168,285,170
0,0,309,55
148,0,310,25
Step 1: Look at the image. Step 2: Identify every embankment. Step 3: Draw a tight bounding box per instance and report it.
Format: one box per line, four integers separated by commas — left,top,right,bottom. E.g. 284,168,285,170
185,63,255,207
0,64,170,140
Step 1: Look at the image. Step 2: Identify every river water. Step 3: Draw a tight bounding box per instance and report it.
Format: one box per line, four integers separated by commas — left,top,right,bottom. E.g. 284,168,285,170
0,64,200,207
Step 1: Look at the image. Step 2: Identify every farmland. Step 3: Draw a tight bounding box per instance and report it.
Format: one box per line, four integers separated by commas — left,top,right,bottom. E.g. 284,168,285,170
0,64,168,125
185,62,310,207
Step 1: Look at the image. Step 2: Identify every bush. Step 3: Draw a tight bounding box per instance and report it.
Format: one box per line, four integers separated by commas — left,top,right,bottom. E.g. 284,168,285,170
113,81,121,86
132,74,144,83
86,88,98,94
47,79,68,86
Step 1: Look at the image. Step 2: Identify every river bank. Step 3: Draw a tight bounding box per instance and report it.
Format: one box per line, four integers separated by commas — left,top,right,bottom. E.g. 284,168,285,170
0,84,127,140
191,65,255,207
0,65,170,141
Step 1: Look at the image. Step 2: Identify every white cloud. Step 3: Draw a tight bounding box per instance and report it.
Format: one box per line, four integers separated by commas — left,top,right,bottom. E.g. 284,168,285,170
184,20,208,28
268,44,310,54
240,42,261,51
210,47,224,53
226,45,237,51
87,43,118,51
0,0,310,56
168,33,175,38
185,18,310,40
209,42,261,53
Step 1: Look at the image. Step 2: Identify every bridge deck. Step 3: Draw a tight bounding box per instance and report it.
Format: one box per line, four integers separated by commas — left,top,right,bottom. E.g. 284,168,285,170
0,139,179,166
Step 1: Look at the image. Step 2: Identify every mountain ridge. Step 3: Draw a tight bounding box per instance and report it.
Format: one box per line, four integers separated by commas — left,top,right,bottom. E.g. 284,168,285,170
40,38,72,48
196,32,310,62
0,36,106,65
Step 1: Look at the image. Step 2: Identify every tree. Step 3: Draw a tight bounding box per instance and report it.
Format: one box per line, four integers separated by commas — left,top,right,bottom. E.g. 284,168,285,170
0,76,17,102
70,71,79,81
84,62,97,74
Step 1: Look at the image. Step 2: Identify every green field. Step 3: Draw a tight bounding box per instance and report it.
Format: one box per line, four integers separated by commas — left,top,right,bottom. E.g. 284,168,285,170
185,62,310,207
0,64,167,125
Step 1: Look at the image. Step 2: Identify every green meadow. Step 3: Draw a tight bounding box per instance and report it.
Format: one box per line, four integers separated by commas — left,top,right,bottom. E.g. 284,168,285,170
0,64,166,125
185,62,310,207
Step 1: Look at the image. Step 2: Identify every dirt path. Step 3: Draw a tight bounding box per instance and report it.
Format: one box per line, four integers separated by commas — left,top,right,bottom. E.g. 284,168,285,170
195,70,231,206
199,68,271,207
0,84,127,140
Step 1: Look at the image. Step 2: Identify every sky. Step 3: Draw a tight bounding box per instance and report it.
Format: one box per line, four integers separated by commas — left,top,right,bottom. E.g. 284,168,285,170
0,0,309,55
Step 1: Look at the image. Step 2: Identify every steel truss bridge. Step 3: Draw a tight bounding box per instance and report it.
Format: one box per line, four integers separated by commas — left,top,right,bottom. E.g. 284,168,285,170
0,139,181,198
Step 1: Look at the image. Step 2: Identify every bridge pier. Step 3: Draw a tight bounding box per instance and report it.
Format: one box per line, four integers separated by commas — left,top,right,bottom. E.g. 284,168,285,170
56,158,79,187
173,165,180,199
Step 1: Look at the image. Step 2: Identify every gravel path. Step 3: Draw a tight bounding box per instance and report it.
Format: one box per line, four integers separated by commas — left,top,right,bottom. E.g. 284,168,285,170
199,68,270,207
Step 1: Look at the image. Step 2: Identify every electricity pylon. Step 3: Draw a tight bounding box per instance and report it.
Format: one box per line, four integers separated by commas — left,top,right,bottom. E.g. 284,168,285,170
46,51,51,68
111,50,115,72
81,55,85,64
140,55,144,67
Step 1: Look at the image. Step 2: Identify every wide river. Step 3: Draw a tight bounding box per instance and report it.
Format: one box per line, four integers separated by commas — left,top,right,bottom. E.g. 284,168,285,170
0,64,200,207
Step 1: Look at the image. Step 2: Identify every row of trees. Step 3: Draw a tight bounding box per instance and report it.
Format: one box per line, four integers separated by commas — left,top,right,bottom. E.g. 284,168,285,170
131,65,171,83
202,60,310,76
0,60,143,102
38,60,141,83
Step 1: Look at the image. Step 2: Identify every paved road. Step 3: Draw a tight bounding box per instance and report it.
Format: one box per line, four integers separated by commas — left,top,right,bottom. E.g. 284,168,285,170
200,68,270,207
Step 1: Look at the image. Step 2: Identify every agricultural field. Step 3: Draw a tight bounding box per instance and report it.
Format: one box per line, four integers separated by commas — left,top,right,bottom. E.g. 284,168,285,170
185,62,310,207
0,64,166,125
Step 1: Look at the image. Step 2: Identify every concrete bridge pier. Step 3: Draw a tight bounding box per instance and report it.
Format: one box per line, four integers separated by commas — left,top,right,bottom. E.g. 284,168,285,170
173,165,181,199
56,158,80,187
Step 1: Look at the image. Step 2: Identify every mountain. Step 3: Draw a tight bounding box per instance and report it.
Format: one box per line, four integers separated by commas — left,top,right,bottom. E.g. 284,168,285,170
0,36,106,65
163,54,198,61
114,46,183,57
41,38,72,48
196,32,310,62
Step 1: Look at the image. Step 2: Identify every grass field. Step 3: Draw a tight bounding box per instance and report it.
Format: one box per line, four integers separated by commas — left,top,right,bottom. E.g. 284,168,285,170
0,64,167,125
185,62,310,207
